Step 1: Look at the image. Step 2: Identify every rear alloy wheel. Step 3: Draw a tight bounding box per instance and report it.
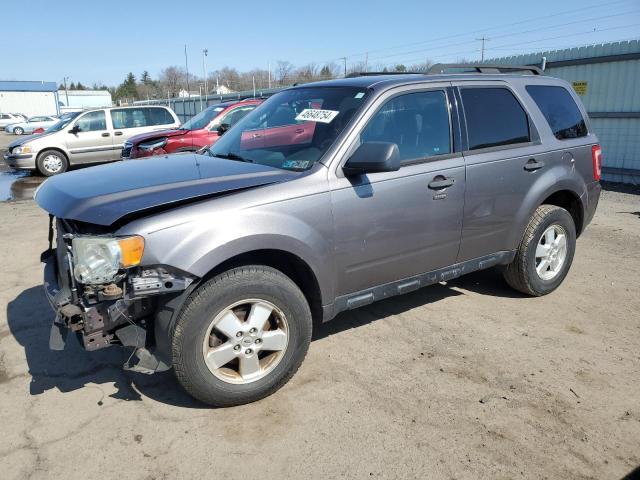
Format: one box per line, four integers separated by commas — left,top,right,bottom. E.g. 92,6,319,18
13,127,24,135
36,149,69,176
172,266,312,407
504,204,576,296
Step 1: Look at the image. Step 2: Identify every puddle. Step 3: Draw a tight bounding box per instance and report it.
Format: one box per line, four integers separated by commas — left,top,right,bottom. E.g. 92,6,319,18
0,170,44,202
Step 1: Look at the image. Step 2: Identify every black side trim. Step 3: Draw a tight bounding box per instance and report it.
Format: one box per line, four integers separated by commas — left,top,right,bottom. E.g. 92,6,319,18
330,251,515,319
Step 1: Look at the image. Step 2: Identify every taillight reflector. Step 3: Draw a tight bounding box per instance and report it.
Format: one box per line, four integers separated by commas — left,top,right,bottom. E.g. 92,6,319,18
591,144,602,181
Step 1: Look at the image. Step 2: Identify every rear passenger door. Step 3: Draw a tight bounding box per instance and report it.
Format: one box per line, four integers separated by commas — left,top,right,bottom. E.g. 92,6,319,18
330,86,466,295
455,82,557,261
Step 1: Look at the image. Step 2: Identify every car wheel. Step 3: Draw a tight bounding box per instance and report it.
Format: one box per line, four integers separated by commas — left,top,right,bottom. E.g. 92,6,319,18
504,204,576,296
172,266,312,407
36,149,69,176
13,127,24,135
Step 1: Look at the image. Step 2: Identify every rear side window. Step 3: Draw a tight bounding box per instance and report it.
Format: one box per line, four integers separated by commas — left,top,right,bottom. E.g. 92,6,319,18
460,87,530,150
145,107,175,126
526,85,588,140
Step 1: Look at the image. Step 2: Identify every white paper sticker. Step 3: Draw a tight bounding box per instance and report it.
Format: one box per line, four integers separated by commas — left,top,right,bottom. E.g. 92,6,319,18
295,109,339,123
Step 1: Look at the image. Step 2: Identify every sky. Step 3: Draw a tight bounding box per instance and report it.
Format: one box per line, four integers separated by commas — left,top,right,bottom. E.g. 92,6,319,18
1,0,639,87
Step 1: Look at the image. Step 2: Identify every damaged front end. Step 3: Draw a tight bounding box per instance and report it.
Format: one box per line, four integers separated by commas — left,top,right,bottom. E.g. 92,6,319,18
42,217,196,374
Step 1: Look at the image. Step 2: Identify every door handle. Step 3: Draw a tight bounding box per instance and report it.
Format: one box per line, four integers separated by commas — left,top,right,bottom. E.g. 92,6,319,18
114,131,123,136
524,158,545,171
295,128,304,134
101,132,110,137
428,176,455,189
251,133,261,139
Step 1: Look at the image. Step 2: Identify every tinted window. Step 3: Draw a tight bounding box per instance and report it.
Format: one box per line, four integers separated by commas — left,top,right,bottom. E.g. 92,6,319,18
361,90,451,161
76,111,107,132
461,88,530,150
219,105,256,127
526,85,588,140
144,107,175,126
111,109,145,129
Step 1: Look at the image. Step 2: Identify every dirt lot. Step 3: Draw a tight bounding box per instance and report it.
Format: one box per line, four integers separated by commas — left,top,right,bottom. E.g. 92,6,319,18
0,146,638,478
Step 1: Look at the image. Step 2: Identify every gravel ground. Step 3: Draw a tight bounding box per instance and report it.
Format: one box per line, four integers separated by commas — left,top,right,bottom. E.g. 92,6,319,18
0,167,638,479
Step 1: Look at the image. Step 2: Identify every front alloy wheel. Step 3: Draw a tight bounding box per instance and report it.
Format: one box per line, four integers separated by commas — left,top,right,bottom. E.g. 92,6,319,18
172,266,312,407
203,299,289,384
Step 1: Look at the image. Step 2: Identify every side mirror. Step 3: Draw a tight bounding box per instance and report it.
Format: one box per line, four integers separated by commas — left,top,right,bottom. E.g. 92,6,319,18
343,142,401,176
68,125,80,134
217,123,230,136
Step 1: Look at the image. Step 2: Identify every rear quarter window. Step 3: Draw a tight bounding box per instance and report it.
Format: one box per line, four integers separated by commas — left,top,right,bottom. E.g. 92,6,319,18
460,87,531,150
145,107,175,126
525,85,588,140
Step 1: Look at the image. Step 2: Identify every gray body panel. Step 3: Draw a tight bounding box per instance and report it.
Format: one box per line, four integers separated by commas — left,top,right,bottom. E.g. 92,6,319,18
36,72,601,326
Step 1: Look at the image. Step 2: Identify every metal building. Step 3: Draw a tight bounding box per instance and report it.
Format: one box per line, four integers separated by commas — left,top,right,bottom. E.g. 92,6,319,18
57,89,112,112
0,81,59,117
488,40,640,184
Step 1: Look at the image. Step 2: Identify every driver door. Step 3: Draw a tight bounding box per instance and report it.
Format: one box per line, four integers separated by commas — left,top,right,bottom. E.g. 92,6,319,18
329,86,465,296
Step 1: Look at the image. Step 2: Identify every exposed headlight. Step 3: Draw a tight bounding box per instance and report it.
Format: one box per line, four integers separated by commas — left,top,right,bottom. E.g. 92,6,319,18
72,236,145,285
12,145,33,154
138,138,167,152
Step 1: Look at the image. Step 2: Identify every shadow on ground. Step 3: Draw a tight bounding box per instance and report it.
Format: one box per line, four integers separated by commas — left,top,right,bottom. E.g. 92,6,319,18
7,267,518,408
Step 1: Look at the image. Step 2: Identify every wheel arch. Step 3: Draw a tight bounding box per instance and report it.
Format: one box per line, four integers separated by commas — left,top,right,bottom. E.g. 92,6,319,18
540,189,584,236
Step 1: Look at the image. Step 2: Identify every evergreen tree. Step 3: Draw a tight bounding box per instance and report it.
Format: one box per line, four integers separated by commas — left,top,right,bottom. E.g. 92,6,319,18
140,71,151,85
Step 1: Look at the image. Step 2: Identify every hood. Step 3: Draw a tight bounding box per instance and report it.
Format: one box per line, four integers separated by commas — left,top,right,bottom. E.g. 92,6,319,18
128,128,189,144
7,133,50,149
35,154,297,226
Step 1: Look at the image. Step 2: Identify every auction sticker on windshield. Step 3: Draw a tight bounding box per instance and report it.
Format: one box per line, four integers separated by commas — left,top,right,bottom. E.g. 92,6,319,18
295,109,339,123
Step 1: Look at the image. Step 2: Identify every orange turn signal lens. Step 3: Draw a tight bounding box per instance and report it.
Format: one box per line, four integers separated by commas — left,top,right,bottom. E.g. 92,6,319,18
118,236,145,267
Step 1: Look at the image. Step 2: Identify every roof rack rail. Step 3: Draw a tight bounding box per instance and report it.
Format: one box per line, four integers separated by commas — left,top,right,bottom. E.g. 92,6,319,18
345,71,423,78
427,63,543,75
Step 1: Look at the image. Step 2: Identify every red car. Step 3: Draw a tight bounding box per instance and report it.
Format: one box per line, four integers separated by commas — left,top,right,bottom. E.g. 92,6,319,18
123,99,263,159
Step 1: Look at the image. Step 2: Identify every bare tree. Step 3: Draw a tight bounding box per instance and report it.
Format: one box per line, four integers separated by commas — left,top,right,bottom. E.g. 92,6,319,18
275,60,294,85
159,66,187,97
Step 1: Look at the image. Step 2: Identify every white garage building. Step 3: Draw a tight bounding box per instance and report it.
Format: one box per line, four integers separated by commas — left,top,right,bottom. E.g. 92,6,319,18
0,81,59,116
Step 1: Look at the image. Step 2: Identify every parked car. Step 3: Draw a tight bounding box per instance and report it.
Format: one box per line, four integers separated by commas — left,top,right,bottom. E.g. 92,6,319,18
35,65,601,407
4,115,58,135
122,99,262,159
0,113,27,128
4,106,179,175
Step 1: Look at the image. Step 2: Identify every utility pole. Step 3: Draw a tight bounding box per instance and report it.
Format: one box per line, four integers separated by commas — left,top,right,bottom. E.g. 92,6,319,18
364,52,368,72
62,76,70,107
341,57,347,77
476,36,490,62
202,49,208,96
184,45,191,96
268,62,271,89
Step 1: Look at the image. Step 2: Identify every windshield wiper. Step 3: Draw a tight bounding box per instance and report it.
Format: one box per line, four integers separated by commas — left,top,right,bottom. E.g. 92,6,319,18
214,152,254,163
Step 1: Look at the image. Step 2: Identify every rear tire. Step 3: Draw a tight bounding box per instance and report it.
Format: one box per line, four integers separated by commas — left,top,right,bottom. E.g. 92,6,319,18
504,204,576,296
36,149,69,176
172,266,312,407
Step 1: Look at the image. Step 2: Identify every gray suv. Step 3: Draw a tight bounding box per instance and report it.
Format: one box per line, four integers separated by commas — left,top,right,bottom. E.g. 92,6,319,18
35,64,601,406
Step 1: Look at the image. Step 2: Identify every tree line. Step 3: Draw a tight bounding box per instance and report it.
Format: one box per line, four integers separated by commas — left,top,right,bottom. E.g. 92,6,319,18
66,59,441,103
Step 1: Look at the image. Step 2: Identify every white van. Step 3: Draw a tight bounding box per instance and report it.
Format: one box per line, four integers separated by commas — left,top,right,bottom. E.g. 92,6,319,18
3,106,180,175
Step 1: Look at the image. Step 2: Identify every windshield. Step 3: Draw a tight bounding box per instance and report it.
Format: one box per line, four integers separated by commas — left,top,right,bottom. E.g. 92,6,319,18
181,104,226,130
44,113,79,133
206,87,368,171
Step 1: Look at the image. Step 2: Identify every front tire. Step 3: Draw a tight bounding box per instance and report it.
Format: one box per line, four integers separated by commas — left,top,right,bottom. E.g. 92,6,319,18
36,149,69,176
13,127,24,135
172,266,312,407
504,204,576,296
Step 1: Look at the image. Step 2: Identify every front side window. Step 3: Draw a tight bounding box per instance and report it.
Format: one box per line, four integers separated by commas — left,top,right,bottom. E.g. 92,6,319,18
218,105,257,127
460,87,530,150
206,87,368,171
75,111,107,132
360,90,451,161
526,85,588,140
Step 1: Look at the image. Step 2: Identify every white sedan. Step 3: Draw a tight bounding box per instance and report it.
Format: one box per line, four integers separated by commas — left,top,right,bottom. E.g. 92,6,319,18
4,116,58,135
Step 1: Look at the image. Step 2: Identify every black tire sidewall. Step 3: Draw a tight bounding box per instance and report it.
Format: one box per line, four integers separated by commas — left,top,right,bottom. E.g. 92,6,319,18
14,127,24,135
173,268,312,406
36,150,69,176
525,208,576,295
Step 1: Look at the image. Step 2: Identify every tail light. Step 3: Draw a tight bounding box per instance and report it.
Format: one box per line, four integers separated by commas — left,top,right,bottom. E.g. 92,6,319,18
591,144,602,181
